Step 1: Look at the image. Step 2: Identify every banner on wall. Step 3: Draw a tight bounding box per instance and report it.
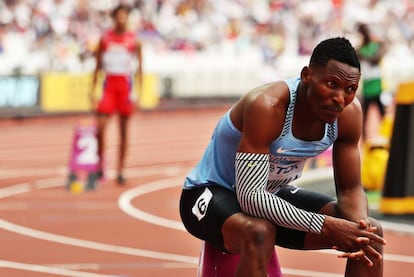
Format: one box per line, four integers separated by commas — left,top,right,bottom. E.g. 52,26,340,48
0,75,40,116
41,73,159,113
41,73,92,112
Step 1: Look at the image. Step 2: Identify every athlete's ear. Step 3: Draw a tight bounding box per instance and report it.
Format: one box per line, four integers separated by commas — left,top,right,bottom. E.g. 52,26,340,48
300,66,311,83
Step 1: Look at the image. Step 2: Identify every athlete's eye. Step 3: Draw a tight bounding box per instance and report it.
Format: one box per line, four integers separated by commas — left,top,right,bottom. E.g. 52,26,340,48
327,81,337,89
345,86,357,94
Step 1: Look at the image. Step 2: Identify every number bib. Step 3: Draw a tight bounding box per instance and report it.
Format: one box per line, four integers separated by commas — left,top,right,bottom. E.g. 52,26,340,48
69,123,99,171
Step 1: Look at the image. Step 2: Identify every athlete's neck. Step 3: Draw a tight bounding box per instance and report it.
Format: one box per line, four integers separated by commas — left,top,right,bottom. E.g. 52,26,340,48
114,26,127,34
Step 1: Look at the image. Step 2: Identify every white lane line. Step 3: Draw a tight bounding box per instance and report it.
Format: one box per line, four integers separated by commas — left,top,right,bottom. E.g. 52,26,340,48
0,183,32,198
0,260,116,277
380,221,414,235
0,179,67,197
0,176,198,265
0,169,413,277
118,177,414,265
118,177,186,231
0,168,66,179
0,218,197,264
316,249,414,264
281,268,342,277
34,177,66,189
46,262,196,270
43,263,100,270
383,253,414,263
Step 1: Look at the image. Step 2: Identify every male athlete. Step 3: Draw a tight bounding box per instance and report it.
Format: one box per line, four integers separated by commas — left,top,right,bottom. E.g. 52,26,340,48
90,4,143,184
180,37,386,277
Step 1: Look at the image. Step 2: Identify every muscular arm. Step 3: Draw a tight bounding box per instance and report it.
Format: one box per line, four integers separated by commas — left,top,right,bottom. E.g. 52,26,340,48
235,152,325,233
330,99,388,264
91,40,103,96
233,83,325,234
333,98,368,222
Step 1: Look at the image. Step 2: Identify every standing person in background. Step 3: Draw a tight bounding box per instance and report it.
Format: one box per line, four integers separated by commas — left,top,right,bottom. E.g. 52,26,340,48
90,4,143,185
357,23,386,140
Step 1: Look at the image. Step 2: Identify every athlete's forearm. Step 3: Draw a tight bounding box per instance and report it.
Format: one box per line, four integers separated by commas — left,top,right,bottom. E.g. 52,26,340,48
91,71,98,89
137,69,143,88
91,46,103,92
136,45,143,91
336,186,369,222
235,152,325,234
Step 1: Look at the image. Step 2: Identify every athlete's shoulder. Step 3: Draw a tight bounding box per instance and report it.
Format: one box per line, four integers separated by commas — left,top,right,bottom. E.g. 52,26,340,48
341,97,362,118
123,31,140,48
230,81,289,133
244,81,290,111
102,28,115,38
100,29,115,44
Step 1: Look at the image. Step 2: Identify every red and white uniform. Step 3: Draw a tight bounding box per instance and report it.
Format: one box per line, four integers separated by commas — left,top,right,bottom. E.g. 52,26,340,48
97,29,138,116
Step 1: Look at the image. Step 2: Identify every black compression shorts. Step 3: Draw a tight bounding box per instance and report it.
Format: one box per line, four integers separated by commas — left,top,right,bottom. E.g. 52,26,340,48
179,184,334,251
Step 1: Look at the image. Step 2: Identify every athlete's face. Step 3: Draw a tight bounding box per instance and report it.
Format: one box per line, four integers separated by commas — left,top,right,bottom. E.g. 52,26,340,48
114,9,129,30
303,60,360,123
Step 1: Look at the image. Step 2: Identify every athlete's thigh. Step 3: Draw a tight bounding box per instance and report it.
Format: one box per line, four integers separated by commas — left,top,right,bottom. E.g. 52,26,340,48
117,76,134,116
95,113,110,133
179,185,241,252
97,78,117,114
274,185,335,250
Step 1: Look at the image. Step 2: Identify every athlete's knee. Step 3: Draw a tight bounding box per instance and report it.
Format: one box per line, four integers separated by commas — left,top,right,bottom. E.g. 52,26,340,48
240,217,276,253
222,213,276,255
369,217,383,237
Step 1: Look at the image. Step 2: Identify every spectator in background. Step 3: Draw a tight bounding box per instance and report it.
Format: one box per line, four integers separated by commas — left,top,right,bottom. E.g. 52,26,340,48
0,0,413,76
357,22,386,140
90,4,143,185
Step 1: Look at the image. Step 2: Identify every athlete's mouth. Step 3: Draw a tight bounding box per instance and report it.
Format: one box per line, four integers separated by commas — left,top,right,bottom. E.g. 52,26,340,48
325,106,343,113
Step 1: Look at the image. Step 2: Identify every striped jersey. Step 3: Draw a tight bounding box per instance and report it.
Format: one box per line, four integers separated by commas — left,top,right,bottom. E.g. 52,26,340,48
184,77,338,191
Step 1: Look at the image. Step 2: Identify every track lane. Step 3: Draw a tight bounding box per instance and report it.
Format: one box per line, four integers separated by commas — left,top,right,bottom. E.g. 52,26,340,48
0,109,413,276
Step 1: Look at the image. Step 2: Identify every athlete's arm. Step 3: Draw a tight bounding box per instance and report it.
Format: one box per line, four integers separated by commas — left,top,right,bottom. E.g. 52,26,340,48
333,98,368,222
234,86,385,249
233,83,325,233
135,40,143,99
90,38,104,109
331,98,387,263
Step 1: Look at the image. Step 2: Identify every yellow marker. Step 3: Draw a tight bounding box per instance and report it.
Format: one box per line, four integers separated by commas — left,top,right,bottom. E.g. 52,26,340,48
70,181,84,194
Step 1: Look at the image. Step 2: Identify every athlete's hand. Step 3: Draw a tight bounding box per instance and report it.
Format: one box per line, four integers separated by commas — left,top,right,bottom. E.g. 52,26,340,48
335,242,381,267
322,217,386,257
334,220,384,267
337,249,375,267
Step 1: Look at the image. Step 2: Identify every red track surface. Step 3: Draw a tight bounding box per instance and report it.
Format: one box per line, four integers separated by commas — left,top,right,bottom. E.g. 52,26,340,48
0,108,413,277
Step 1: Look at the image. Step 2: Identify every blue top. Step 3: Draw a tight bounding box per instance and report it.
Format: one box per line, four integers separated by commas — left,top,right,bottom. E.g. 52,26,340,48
184,77,337,192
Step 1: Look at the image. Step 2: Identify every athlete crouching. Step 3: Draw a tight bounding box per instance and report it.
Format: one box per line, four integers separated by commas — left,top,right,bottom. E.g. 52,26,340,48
180,37,385,277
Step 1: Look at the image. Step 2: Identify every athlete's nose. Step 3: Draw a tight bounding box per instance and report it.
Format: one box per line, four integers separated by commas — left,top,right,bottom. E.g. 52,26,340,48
332,90,345,108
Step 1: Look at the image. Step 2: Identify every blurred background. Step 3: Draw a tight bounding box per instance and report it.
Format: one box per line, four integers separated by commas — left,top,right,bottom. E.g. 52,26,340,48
1,0,413,116
1,2,414,276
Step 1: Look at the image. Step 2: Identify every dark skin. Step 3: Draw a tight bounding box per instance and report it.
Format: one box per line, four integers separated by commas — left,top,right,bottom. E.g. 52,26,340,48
90,7,143,180
221,60,386,277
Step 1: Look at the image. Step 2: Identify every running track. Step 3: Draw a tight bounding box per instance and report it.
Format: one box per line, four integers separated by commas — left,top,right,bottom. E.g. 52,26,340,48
0,108,413,277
